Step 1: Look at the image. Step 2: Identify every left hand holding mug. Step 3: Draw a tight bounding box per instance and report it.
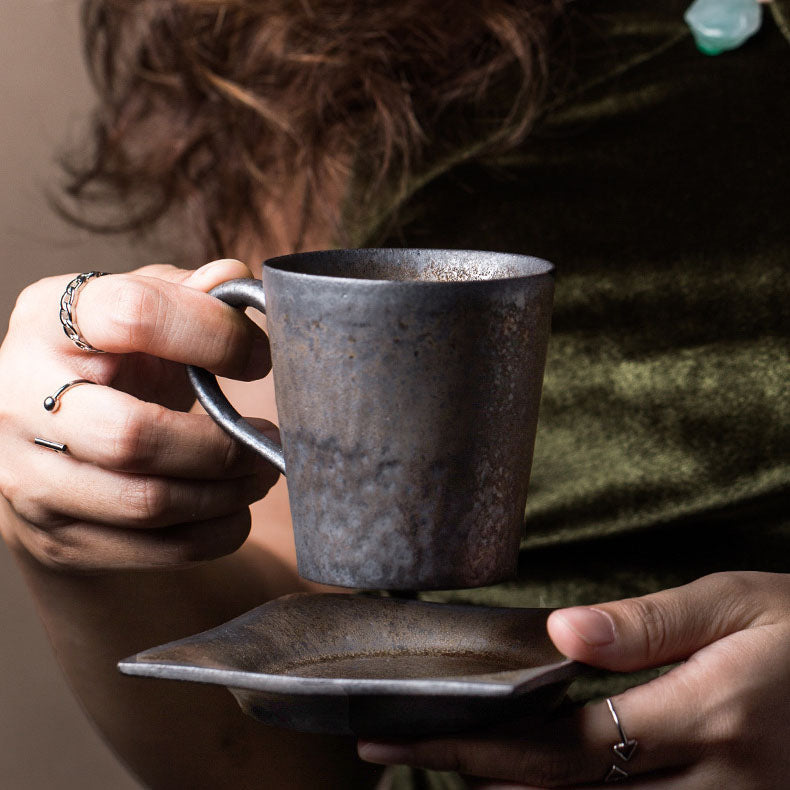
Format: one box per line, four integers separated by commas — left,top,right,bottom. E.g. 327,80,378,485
358,571,790,789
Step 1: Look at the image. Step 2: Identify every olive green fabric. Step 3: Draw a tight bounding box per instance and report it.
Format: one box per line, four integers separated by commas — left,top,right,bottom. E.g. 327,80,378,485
361,3,789,788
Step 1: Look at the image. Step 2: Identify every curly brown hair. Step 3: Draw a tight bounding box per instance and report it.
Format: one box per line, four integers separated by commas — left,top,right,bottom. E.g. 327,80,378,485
60,0,564,259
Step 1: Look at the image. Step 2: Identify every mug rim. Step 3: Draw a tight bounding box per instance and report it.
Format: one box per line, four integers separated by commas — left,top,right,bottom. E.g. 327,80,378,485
263,247,555,286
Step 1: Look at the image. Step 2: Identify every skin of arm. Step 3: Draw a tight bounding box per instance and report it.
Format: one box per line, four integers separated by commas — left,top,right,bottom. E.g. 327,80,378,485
1,496,378,790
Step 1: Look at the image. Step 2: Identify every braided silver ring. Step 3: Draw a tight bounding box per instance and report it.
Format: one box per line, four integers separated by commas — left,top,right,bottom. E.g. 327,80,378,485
59,271,110,352
604,697,638,782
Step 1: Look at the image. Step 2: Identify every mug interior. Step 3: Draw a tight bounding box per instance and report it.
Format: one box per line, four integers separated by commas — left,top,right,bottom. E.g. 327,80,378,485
264,248,553,283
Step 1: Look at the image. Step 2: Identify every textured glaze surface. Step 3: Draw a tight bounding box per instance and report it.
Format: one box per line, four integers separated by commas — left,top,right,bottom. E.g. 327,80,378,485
191,249,554,589
118,593,580,736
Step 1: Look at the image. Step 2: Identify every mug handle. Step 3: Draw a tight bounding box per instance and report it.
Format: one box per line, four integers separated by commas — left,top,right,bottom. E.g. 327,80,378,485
186,278,286,475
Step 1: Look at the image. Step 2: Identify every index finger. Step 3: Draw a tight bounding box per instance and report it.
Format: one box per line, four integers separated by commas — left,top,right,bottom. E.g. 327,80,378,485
73,270,270,379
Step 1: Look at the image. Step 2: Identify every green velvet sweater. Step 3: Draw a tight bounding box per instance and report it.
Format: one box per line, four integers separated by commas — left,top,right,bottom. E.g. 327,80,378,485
359,2,789,787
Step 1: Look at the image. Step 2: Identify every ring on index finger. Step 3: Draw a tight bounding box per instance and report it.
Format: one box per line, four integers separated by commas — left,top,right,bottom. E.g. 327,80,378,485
59,271,110,353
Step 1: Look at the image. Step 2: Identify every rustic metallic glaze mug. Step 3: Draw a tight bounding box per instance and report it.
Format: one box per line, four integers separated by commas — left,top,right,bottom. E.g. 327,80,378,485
188,248,554,590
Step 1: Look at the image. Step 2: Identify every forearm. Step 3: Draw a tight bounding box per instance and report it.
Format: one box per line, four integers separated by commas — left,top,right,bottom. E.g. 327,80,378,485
1,498,376,789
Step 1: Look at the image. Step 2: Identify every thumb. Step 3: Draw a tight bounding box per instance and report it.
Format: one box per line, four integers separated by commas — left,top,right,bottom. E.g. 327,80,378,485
546,572,765,672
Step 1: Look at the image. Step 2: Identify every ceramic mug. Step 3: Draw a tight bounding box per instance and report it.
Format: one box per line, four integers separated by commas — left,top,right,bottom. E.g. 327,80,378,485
188,248,554,590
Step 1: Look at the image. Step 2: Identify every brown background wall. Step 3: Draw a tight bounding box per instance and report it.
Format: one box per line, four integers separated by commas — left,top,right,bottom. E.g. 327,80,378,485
1,1,140,787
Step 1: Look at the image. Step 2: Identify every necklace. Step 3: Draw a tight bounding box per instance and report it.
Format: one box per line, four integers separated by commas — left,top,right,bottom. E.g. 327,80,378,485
684,0,764,54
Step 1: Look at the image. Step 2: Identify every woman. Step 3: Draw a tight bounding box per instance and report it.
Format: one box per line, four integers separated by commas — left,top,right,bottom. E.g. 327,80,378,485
0,0,788,787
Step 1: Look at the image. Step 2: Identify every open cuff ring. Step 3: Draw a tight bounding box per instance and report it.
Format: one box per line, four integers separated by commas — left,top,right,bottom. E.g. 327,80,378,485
604,697,638,783
35,378,99,453
43,379,96,412
34,438,68,454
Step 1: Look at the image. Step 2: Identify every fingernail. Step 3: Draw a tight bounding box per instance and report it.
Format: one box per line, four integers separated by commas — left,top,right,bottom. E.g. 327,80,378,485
554,607,616,647
358,741,413,765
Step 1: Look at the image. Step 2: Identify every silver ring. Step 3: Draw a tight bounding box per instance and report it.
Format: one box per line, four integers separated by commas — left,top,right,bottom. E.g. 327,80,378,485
604,697,637,783
59,271,110,352
34,437,68,454
44,379,96,412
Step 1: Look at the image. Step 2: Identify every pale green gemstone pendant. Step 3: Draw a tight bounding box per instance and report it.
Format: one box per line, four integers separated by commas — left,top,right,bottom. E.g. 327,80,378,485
684,0,763,55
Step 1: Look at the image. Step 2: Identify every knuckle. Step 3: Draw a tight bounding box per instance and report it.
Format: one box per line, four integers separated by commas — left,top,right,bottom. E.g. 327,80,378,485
218,429,244,472
706,698,750,755
106,277,167,350
5,486,50,527
0,453,21,503
0,409,14,436
706,571,754,599
106,406,163,470
28,527,84,571
627,596,669,661
0,456,65,530
704,571,766,626
211,314,251,374
122,476,171,524
9,279,53,329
